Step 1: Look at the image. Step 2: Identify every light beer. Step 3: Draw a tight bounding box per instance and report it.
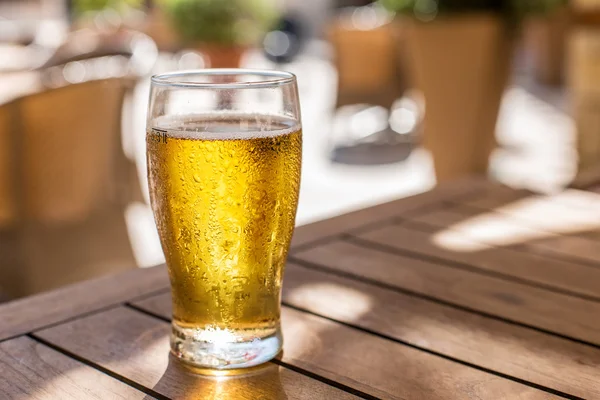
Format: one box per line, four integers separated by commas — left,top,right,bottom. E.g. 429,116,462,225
147,114,301,366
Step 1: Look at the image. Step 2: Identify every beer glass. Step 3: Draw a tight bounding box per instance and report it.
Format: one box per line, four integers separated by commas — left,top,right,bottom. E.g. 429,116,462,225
146,69,301,370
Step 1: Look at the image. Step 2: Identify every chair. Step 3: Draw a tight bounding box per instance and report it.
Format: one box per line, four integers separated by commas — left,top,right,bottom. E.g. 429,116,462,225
0,78,139,298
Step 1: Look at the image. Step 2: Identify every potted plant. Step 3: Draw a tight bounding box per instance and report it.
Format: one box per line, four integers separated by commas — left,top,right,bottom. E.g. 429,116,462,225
380,0,566,183
160,0,278,68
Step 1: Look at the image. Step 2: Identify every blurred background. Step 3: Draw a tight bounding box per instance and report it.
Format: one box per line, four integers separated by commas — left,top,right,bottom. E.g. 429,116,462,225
0,0,596,299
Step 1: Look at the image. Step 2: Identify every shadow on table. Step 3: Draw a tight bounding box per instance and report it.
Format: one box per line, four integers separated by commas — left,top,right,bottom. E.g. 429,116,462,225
145,354,288,400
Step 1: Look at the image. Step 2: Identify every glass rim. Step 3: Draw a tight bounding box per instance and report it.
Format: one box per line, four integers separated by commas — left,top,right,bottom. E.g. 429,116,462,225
151,68,296,89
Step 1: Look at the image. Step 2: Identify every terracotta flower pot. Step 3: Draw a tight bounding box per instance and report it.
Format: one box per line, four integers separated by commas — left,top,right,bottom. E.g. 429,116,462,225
328,19,405,109
404,14,513,183
200,44,246,68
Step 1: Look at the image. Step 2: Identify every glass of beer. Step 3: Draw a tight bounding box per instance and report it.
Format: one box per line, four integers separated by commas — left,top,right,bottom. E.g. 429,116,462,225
146,69,301,371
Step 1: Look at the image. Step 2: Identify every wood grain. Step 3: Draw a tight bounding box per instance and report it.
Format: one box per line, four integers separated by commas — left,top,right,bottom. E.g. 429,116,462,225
34,307,358,400
291,177,490,249
130,294,556,399
281,263,600,399
407,203,600,266
356,221,600,301
446,186,600,260
456,186,534,211
0,264,168,341
294,239,600,346
395,212,600,299
454,188,600,234
0,336,145,399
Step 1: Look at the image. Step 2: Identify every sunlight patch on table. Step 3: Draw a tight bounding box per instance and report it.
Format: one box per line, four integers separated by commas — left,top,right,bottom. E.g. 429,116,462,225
286,282,372,321
283,282,372,359
432,191,600,252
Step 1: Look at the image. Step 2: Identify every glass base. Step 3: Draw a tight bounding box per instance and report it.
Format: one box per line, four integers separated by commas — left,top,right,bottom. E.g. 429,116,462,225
170,321,282,371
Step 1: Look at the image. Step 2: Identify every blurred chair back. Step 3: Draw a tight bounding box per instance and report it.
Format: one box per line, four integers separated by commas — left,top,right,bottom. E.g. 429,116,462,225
18,79,126,223
0,78,138,298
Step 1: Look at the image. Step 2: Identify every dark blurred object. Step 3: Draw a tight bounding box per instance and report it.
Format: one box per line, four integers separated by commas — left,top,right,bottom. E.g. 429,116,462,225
380,0,568,20
0,78,139,297
38,28,157,88
263,15,304,64
525,4,570,85
331,129,413,164
334,0,375,8
331,92,422,165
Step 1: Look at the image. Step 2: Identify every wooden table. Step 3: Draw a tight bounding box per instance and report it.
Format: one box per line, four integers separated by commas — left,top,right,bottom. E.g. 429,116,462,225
2,178,600,399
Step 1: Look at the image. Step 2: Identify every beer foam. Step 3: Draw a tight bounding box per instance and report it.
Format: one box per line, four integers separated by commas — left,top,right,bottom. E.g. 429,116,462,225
150,113,301,141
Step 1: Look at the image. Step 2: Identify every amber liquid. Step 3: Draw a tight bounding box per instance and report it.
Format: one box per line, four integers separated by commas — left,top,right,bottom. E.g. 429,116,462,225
147,115,301,340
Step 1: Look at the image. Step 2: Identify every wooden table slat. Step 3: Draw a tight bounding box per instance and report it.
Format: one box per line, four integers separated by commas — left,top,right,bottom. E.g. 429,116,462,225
0,265,169,341
128,293,557,399
368,220,600,301
0,336,146,399
456,186,536,211
455,187,600,234
406,203,600,266
294,238,600,347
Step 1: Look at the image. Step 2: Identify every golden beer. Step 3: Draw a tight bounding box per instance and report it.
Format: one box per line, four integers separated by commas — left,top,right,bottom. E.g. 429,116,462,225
147,114,301,367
